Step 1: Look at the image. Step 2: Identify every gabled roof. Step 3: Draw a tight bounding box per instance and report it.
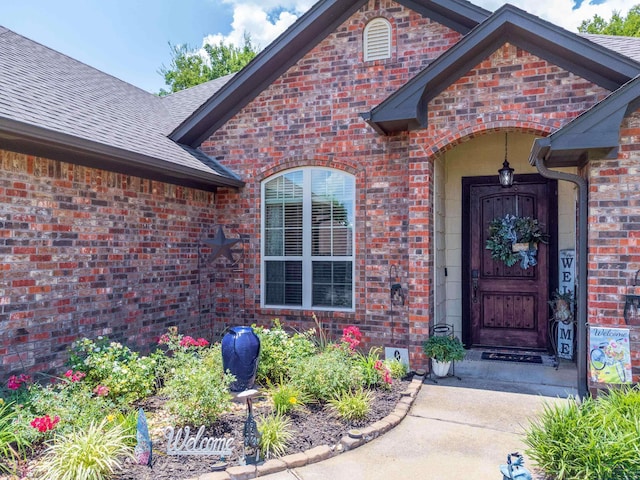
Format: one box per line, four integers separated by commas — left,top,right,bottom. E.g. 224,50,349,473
364,4,640,135
529,74,640,168
582,34,640,63
170,0,491,146
0,27,243,190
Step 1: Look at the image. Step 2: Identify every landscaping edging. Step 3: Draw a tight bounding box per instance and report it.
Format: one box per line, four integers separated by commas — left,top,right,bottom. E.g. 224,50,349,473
190,374,424,480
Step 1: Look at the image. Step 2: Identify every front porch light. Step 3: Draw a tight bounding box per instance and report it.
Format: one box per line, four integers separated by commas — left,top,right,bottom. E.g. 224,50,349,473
498,133,514,187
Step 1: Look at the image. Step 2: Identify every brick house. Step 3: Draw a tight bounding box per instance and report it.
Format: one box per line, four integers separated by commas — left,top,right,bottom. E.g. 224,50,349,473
2,1,640,397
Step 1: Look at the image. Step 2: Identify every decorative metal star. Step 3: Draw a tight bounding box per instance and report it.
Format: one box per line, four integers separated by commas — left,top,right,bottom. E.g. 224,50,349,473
204,226,241,263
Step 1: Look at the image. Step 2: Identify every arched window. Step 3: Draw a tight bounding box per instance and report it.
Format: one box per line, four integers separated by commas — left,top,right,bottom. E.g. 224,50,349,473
363,17,391,62
261,168,355,310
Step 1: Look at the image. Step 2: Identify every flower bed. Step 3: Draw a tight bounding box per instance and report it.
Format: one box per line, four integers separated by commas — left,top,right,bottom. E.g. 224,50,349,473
0,321,410,479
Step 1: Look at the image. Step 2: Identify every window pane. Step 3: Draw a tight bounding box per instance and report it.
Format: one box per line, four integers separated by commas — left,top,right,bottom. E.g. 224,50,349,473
265,261,302,306
312,261,352,308
311,170,354,256
263,169,355,310
265,172,303,257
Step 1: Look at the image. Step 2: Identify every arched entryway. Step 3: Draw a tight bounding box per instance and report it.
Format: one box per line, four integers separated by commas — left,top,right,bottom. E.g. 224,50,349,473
431,130,578,391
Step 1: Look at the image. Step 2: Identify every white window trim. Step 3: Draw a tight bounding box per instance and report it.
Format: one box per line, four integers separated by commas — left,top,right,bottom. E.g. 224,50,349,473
260,167,356,312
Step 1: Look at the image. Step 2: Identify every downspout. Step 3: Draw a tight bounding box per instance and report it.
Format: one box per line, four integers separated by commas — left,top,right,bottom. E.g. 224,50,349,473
532,152,588,399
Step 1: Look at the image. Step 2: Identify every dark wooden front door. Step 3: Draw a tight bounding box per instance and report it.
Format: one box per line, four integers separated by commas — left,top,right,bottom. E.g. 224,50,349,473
462,175,557,350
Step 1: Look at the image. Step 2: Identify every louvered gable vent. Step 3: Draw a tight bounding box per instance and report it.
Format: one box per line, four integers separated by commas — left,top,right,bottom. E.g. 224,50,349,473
364,18,391,62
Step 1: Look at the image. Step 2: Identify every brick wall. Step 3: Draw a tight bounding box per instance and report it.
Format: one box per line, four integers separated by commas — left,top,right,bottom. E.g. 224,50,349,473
588,107,640,382
0,150,232,376
202,3,610,365
201,1,462,355
2,1,630,377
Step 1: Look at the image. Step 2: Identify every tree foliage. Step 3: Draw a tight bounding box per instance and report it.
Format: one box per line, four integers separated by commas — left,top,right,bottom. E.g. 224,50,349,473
578,4,640,37
159,34,258,95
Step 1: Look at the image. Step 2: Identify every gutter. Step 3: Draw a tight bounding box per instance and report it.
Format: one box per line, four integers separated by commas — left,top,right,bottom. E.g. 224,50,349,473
0,118,245,190
530,139,588,399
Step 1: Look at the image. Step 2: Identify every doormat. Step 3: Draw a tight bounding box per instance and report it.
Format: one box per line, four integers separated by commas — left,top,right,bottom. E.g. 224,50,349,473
481,352,543,364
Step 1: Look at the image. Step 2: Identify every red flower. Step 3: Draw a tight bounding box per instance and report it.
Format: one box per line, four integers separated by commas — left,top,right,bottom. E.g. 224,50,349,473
179,336,209,348
179,336,196,347
158,334,170,345
30,415,60,433
7,374,31,390
64,370,86,382
93,385,109,397
341,326,362,350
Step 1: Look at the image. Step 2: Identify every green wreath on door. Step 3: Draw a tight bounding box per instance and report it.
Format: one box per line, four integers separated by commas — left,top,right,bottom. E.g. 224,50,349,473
485,214,548,269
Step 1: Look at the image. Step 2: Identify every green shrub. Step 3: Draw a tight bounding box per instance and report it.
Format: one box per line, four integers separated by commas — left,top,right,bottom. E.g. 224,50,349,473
328,389,372,422
257,414,293,458
11,376,123,444
290,346,361,402
0,400,31,474
384,359,409,379
253,320,317,385
268,382,309,415
162,345,234,425
525,387,640,479
68,337,159,403
355,347,392,389
32,418,133,480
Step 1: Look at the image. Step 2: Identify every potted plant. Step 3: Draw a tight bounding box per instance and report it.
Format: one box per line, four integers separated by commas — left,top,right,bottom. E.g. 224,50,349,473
422,335,466,377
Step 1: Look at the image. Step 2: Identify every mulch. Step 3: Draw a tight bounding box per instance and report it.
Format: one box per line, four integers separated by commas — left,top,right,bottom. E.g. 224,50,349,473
112,376,412,480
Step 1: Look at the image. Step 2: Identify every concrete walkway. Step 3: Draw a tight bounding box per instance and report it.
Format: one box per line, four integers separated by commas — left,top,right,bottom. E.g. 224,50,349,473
258,379,571,480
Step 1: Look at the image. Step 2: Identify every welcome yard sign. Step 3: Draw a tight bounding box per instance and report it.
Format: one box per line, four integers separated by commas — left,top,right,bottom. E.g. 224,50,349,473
589,327,632,384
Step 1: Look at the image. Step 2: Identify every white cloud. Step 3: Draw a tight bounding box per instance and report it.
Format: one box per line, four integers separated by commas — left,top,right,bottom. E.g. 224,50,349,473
202,0,632,55
475,0,631,33
202,0,314,50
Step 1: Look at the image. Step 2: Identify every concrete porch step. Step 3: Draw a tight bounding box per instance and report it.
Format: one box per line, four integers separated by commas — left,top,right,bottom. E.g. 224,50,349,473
444,351,579,398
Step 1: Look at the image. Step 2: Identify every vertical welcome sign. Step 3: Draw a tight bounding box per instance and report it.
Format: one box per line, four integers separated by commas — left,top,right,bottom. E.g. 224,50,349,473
557,250,575,359
589,327,632,384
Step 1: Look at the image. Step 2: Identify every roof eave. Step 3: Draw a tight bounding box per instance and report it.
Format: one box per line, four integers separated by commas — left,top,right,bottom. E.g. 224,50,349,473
399,0,489,33
0,119,245,190
529,75,640,168
170,0,368,146
367,5,640,135
172,0,489,147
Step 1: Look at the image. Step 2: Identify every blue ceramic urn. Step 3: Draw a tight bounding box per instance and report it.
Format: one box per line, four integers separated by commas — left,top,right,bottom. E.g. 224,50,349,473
221,326,261,392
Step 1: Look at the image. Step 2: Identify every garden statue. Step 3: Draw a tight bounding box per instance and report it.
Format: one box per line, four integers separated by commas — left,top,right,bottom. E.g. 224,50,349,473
134,408,152,466
500,452,532,480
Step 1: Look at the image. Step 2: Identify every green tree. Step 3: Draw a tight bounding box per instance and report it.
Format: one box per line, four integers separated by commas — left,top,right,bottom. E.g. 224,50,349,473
578,4,640,37
159,34,258,95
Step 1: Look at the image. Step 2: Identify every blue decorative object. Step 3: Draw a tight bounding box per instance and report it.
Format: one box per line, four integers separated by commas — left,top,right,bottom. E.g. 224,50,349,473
500,452,532,480
134,408,152,466
221,326,261,392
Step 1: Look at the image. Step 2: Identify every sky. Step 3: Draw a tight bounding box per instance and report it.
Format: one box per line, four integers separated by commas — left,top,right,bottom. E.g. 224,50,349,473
0,0,633,94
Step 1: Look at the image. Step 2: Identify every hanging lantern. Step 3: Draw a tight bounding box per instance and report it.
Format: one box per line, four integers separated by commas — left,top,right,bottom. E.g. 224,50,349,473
498,133,514,188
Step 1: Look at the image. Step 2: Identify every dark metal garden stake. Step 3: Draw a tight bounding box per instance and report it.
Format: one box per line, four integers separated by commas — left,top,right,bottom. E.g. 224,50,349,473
238,389,261,465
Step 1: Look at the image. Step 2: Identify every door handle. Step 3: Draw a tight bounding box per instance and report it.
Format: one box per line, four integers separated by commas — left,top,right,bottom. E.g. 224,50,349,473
472,270,479,303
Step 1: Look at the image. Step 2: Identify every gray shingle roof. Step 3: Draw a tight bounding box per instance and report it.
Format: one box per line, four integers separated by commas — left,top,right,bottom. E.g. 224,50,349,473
581,34,640,63
162,73,236,129
0,26,242,189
